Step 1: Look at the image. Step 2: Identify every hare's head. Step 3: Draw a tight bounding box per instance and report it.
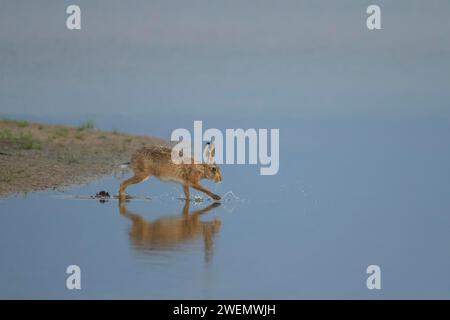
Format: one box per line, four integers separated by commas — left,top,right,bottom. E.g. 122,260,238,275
203,142,223,183
203,163,223,183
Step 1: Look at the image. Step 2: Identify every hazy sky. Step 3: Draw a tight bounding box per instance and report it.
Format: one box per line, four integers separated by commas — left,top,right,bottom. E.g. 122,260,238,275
1,0,449,117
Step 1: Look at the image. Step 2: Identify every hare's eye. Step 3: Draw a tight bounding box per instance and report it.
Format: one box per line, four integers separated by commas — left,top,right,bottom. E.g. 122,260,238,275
211,167,217,172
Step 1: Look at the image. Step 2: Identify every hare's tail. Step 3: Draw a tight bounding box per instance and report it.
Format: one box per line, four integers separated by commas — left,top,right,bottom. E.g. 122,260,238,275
119,162,131,169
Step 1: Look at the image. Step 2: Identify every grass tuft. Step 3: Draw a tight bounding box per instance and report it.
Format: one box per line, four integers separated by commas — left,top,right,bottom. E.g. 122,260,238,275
78,120,95,131
17,120,29,128
53,127,69,138
0,129,42,150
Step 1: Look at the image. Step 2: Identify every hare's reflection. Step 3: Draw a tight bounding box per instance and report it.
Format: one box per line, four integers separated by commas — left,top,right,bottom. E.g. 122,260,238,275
118,199,221,262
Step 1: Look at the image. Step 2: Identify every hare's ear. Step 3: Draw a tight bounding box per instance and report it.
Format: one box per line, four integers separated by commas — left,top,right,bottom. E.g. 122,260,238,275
203,142,215,164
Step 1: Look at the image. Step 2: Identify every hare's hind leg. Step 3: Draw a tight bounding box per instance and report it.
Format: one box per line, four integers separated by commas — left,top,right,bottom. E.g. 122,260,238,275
119,173,150,197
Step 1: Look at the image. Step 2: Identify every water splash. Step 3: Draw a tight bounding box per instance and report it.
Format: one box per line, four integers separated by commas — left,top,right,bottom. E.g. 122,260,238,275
222,191,241,202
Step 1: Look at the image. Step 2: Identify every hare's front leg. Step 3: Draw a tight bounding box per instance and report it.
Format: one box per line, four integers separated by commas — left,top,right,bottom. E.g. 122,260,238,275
192,184,221,201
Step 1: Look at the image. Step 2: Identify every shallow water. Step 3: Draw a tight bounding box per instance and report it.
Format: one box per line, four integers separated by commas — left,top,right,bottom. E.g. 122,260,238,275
1,115,450,299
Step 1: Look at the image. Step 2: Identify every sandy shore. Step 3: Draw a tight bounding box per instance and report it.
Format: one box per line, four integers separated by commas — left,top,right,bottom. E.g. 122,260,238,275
0,119,167,197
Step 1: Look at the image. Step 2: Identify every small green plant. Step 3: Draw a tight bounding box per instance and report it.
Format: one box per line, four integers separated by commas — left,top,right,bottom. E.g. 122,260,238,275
0,129,41,150
74,132,84,140
53,127,69,138
78,120,95,131
17,120,29,128
0,128,13,140
15,133,42,150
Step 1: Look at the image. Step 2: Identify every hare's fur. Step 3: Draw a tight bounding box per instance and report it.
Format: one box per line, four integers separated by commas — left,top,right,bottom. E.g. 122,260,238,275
119,144,222,200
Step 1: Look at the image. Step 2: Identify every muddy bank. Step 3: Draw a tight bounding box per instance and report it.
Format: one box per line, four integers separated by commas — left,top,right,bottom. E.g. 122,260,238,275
0,119,167,197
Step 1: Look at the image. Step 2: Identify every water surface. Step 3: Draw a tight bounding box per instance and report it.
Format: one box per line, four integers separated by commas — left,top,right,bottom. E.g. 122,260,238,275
1,114,449,299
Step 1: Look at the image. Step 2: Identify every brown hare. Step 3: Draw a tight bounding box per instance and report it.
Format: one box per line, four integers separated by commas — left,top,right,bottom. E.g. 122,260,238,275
119,142,222,200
